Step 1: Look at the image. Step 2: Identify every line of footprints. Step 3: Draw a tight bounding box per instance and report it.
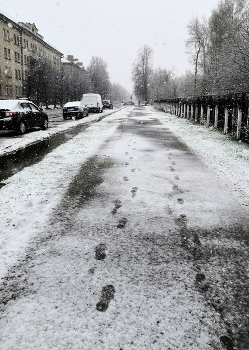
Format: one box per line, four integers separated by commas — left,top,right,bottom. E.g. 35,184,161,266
94,167,137,312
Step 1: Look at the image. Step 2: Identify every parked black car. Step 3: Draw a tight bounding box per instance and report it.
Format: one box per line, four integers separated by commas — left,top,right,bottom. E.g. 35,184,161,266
0,99,48,134
103,100,113,109
63,101,89,120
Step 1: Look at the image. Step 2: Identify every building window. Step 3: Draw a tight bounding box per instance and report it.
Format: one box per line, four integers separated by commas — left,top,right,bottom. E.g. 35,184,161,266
14,52,21,63
0,84,2,96
23,38,29,49
5,67,12,78
15,69,21,80
3,29,10,41
4,48,8,59
4,48,11,60
6,85,12,96
14,33,16,44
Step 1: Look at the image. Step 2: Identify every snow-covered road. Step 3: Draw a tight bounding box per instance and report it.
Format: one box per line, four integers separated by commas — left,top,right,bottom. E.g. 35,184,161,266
0,106,248,349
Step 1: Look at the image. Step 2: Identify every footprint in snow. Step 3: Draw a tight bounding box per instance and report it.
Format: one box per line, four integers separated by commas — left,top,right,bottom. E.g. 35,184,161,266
96,285,115,312
111,199,122,214
131,187,138,197
95,243,107,260
117,218,127,228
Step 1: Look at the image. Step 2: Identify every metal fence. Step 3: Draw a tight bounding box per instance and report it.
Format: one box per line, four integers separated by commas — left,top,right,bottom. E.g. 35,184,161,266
153,93,249,142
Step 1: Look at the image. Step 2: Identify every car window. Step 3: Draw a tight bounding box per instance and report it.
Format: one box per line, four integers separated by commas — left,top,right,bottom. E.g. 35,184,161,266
20,102,31,110
29,103,39,112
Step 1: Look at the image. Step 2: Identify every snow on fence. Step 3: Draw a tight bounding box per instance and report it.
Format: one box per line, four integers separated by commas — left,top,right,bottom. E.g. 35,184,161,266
153,93,249,142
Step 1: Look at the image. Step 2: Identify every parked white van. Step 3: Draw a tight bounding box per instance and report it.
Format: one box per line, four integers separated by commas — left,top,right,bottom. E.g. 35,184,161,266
81,93,103,113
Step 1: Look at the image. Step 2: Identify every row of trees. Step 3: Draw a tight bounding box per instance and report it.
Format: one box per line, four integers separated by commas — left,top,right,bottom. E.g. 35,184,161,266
132,0,249,102
183,0,249,97
24,55,130,107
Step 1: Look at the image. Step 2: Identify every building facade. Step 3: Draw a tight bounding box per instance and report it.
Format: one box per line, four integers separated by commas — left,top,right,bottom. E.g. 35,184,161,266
0,13,63,101
61,55,89,102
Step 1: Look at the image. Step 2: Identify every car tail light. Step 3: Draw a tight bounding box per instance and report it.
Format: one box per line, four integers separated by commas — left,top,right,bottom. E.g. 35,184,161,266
5,111,18,117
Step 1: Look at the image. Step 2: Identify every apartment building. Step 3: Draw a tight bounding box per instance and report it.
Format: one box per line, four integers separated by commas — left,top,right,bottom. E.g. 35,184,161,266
0,12,63,100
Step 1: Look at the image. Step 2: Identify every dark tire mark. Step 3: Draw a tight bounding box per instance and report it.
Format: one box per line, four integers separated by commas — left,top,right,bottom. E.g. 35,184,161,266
96,285,115,312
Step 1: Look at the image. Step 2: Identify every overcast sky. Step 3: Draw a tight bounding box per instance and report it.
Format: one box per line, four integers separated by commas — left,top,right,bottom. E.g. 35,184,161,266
2,0,219,92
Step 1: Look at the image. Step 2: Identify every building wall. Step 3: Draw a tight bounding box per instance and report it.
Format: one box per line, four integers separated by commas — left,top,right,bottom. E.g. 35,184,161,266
0,13,63,100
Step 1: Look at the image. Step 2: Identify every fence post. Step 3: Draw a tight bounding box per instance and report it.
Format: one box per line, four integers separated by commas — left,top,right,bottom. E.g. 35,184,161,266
200,104,204,123
190,104,194,120
214,105,218,128
186,104,190,119
224,107,229,134
178,103,181,117
195,105,198,122
237,107,242,139
207,105,210,126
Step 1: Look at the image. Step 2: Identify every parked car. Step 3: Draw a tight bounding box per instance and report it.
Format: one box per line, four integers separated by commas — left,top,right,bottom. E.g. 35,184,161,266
122,100,135,106
0,99,48,134
81,93,103,113
103,100,113,109
63,101,89,120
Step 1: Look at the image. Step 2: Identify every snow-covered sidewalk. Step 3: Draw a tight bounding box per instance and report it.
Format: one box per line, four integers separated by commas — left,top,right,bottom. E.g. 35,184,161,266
151,106,249,209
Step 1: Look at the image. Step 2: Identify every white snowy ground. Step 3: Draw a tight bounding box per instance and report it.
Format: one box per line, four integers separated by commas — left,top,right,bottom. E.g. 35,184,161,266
0,106,248,349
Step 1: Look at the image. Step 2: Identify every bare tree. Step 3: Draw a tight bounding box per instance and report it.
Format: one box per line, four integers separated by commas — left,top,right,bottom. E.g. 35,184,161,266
186,17,208,95
87,57,111,98
132,45,153,103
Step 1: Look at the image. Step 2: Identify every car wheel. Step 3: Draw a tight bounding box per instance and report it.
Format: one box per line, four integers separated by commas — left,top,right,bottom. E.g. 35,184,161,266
63,115,70,120
42,118,48,130
17,121,26,135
